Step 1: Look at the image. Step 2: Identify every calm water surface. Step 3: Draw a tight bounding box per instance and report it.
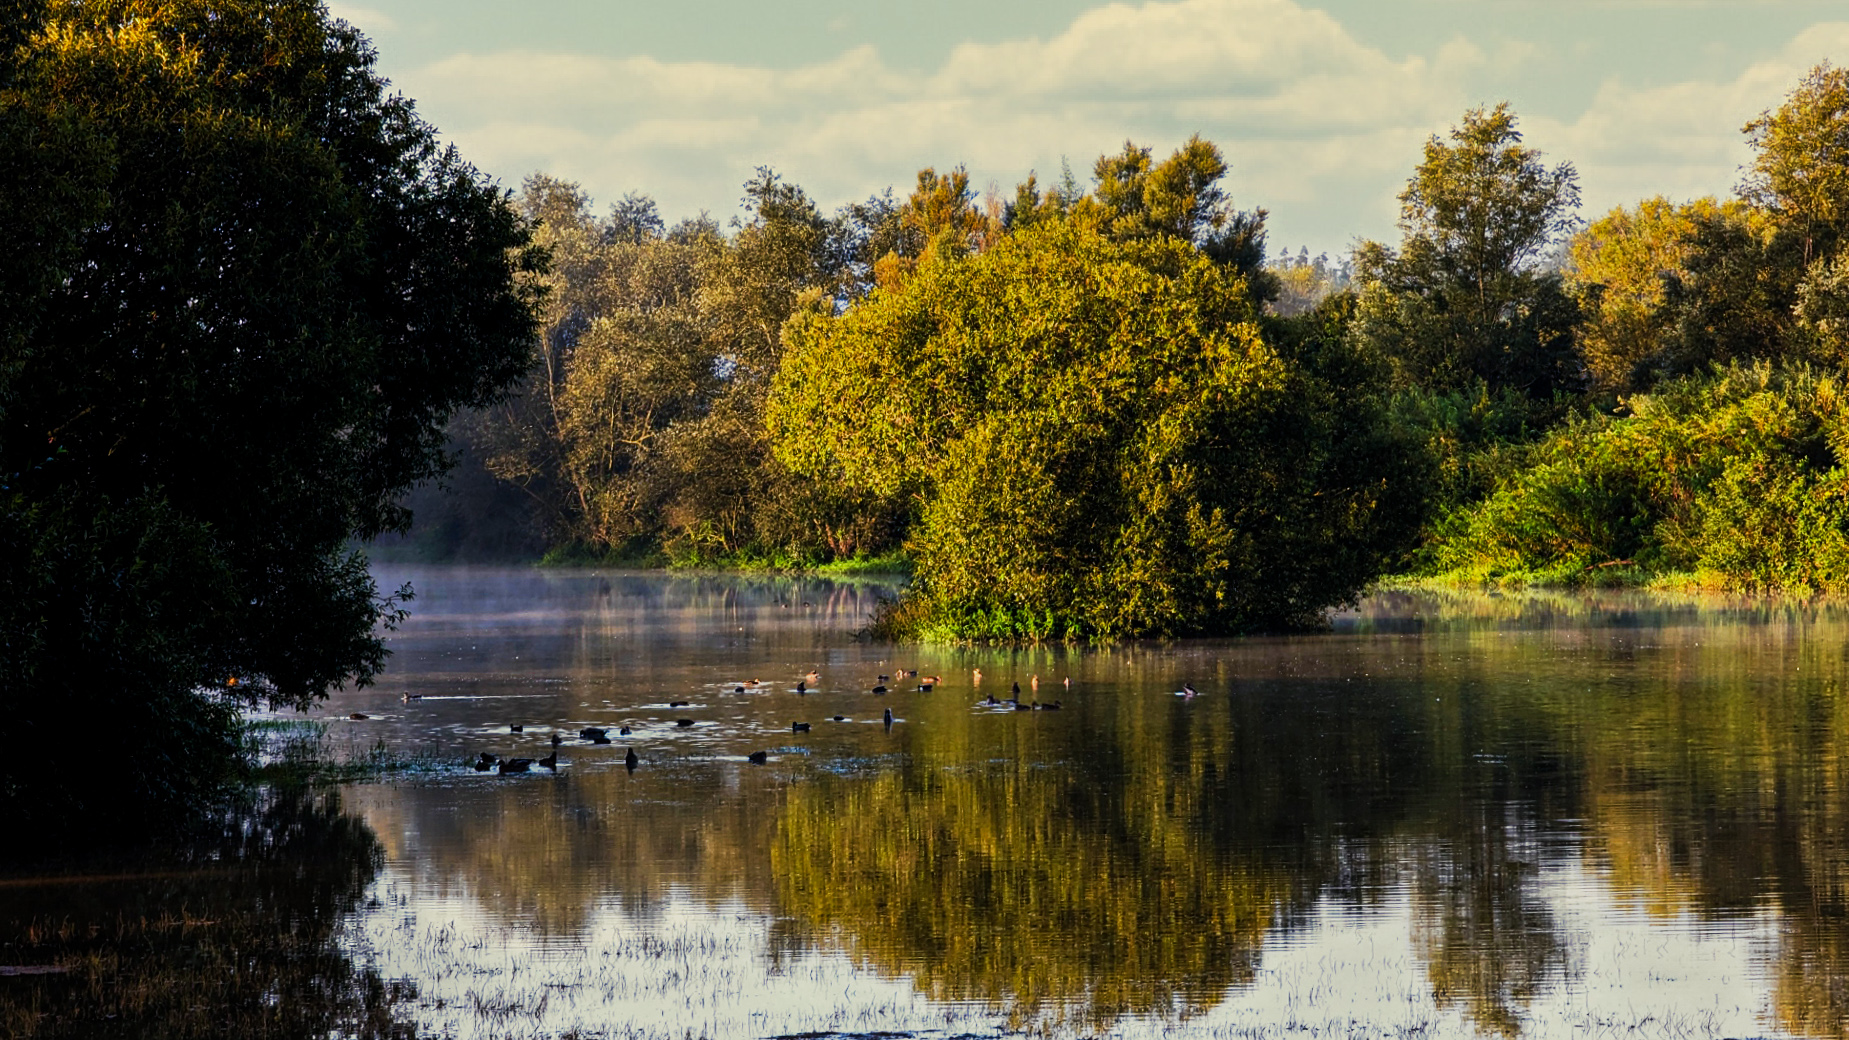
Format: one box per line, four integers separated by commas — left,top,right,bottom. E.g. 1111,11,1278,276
14,566,1849,1039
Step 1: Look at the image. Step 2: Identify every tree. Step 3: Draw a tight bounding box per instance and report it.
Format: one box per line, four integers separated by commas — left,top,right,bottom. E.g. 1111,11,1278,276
771,219,1426,638
1744,62,1849,268
1075,135,1278,300
0,0,541,825
465,172,908,563
1354,104,1583,397
1567,196,1771,392
1747,63,1849,369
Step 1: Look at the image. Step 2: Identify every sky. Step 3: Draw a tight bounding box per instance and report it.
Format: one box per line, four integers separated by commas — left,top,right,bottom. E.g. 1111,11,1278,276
328,0,1849,258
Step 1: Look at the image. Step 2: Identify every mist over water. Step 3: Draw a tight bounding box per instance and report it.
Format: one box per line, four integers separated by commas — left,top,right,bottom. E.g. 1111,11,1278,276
14,567,1849,1037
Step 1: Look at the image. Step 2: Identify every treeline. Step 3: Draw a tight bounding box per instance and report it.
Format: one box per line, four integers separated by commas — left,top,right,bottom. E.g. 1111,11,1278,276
407,64,1849,635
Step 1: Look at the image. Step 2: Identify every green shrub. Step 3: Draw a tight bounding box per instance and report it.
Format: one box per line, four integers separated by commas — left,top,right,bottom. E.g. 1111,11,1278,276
1421,363,1849,590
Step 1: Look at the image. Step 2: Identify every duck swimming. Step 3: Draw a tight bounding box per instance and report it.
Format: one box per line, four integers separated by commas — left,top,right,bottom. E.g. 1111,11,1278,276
792,721,811,732
746,751,768,764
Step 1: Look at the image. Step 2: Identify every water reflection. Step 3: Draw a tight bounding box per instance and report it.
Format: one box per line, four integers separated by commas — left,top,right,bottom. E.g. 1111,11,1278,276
34,569,1849,1037
0,789,400,1039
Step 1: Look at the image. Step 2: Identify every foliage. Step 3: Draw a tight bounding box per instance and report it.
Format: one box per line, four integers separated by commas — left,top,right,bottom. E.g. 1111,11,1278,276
1563,64,1849,399
774,220,1427,638
0,0,539,824
1421,364,1849,590
1353,104,1583,397
456,172,909,565
1568,196,1767,392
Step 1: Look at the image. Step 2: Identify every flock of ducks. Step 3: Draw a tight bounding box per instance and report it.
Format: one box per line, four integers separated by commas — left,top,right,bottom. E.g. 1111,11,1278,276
446,666,1084,776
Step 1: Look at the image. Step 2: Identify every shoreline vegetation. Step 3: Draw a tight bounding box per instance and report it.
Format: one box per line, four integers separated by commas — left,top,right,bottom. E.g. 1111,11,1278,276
390,71,1849,640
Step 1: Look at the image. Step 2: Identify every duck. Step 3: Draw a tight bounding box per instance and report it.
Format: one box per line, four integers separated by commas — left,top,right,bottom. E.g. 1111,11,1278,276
550,733,563,748
539,750,558,770
871,684,887,694
745,679,764,688
509,723,523,733
792,721,812,733
973,668,983,684
591,733,613,745
922,675,942,685
670,700,690,708
831,714,846,722
897,669,916,678
796,680,807,694
580,727,608,741
1014,701,1032,711
625,747,639,769
349,712,369,720
883,707,894,725
473,752,498,772
1040,700,1063,710
985,693,1000,706
1030,675,1039,692
401,692,422,703
802,670,821,683
1182,683,1198,698
878,674,890,682
676,718,695,728
618,726,632,736
734,685,747,694
917,683,934,692
498,757,533,774
746,751,768,764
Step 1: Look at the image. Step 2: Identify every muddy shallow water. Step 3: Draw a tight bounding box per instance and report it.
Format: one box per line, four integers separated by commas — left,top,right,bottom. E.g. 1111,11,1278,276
13,567,1849,1038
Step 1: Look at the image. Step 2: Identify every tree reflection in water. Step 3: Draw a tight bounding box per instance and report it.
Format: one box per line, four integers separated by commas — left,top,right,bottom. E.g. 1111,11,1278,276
285,575,1849,1037
0,789,403,1039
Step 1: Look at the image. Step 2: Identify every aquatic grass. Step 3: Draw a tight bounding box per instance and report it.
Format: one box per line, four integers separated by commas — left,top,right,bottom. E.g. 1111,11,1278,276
245,719,453,785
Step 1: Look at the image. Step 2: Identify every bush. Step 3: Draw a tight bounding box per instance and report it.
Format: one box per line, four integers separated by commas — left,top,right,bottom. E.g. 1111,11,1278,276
1421,363,1849,590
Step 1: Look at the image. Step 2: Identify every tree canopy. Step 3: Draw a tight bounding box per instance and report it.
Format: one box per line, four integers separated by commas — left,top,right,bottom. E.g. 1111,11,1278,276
0,0,540,824
1353,104,1583,397
772,219,1426,637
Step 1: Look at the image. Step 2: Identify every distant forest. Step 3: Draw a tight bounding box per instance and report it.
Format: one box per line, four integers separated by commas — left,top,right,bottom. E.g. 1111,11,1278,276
384,63,1849,637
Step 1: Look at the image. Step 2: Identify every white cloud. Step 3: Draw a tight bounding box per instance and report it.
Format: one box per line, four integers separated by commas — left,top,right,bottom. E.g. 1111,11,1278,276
1532,22,1849,216
326,2,395,32
387,0,1849,253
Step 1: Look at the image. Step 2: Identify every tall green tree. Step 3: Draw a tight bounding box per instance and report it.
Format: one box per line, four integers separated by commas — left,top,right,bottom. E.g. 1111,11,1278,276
1353,104,1583,397
772,218,1426,638
0,0,541,825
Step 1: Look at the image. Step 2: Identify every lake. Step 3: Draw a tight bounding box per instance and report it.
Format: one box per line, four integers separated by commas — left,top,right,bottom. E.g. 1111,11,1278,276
7,566,1849,1039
